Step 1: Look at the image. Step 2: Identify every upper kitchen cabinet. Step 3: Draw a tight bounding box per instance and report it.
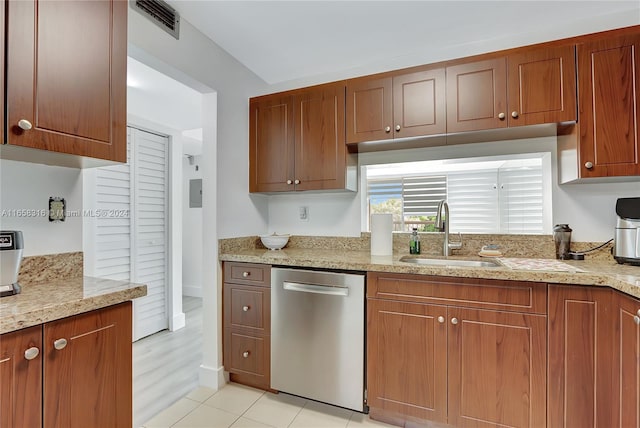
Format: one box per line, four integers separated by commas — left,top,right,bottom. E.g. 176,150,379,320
507,45,577,126
346,76,392,143
576,33,640,178
250,83,356,193
3,0,127,165
447,46,576,133
446,58,507,133
249,95,295,193
346,67,446,144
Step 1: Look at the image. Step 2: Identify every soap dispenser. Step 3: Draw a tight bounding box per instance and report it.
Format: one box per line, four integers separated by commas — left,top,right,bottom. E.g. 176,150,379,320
410,228,421,254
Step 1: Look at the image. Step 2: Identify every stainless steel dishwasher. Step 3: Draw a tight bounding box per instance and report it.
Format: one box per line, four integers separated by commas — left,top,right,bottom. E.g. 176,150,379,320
271,267,365,412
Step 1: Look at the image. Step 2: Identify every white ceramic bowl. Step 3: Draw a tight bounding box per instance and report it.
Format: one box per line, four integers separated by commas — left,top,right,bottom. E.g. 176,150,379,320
260,234,290,250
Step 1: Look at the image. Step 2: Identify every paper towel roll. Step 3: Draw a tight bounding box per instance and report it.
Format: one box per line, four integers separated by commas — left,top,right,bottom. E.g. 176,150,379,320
371,213,393,256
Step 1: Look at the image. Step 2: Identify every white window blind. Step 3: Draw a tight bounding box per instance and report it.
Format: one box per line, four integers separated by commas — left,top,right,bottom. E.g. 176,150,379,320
447,170,499,234
499,165,544,234
367,178,402,202
402,176,447,216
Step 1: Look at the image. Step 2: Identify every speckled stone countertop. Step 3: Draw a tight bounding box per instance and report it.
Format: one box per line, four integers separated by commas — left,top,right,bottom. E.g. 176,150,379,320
219,248,640,300
0,276,147,334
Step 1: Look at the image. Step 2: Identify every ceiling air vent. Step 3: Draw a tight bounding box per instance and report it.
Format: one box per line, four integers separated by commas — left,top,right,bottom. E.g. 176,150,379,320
133,0,180,40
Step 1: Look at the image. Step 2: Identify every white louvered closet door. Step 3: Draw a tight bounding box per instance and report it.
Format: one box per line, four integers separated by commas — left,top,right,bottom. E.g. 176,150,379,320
93,131,132,281
132,128,169,340
93,127,169,341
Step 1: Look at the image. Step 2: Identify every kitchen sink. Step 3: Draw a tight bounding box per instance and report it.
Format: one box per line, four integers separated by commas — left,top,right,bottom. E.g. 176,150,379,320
399,256,502,268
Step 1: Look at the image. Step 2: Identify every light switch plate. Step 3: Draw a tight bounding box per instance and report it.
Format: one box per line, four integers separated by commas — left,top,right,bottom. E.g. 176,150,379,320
299,206,309,221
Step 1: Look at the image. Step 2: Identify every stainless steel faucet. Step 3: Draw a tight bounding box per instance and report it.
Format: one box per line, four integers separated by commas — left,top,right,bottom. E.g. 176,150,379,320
435,200,462,256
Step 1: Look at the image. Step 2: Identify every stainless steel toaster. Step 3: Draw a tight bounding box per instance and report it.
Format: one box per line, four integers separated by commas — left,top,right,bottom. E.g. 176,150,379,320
614,198,640,265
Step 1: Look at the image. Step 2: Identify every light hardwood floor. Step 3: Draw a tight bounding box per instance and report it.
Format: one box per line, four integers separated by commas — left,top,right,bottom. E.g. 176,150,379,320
133,296,203,427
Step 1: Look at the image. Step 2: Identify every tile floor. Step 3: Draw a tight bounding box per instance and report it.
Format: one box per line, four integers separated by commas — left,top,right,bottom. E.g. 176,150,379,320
142,383,395,428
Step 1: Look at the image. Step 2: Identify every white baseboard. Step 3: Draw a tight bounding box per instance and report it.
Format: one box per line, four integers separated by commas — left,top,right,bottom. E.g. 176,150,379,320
199,364,226,390
182,284,202,298
170,312,186,331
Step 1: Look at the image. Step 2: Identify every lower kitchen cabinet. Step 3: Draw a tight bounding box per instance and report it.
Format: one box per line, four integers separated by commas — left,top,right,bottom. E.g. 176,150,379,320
448,307,546,428
0,325,42,428
614,292,640,427
367,299,448,423
548,285,614,427
44,302,132,427
0,302,132,428
367,273,547,427
223,262,272,390
548,285,640,428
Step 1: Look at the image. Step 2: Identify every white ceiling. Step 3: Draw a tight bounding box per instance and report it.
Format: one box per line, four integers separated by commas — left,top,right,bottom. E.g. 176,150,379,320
127,57,204,154
167,1,640,85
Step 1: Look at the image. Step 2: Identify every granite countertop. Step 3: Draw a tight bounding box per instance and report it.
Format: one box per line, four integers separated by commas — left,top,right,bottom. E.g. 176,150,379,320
0,276,147,334
219,248,640,300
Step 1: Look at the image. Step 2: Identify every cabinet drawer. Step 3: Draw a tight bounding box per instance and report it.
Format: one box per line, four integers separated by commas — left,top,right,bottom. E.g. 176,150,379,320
224,283,270,334
367,272,547,314
224,262,271,287
224,330,269,383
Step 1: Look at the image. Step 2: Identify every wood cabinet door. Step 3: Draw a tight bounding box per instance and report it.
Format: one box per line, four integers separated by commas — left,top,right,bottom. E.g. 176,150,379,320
507,45,577,126
548,285,615,428
367,299,448,423
448,307,546,428
446,58,507,133
393,68,446,138
577,34,640,178
44,302,132,428
0,326,42,428
346,76,393,144
294,84,347,191
249,95,295,192
6,0,127,162
613,292,639,428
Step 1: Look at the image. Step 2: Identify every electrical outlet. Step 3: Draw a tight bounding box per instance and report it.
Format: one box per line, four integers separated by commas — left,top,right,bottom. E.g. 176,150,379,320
299,206,309,221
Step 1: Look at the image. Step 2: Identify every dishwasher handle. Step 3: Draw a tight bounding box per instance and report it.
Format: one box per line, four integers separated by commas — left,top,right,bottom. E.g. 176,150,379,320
283,281,349,297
